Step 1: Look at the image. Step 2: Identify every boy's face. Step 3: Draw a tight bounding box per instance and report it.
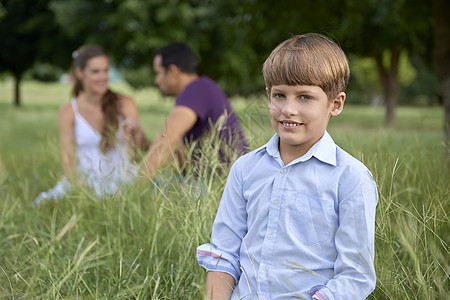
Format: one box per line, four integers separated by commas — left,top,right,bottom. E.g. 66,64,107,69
267,84,345,158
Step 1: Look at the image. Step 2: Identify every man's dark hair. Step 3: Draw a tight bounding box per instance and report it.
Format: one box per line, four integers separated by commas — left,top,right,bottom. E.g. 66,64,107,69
155,42,198,74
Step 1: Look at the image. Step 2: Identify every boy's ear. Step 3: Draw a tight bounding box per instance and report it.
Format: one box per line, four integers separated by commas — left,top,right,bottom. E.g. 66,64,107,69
265,87,270,100
330,92,346,117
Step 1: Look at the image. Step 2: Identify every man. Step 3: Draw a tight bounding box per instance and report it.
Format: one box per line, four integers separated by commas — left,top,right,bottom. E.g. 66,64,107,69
142,42,247,178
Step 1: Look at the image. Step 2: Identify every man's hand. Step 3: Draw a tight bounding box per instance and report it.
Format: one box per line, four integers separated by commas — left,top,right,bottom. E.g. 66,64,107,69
123,119,149,150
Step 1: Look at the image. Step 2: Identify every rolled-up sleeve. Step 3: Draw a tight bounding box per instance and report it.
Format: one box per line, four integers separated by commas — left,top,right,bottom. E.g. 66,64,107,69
314,168,378,300
196,158,248,283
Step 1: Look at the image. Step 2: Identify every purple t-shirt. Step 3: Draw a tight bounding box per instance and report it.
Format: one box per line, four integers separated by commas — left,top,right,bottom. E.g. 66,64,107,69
176,76,247,158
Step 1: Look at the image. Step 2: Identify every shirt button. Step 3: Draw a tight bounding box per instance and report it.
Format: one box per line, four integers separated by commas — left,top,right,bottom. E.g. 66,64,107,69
268,234,274,240
280,168,287,174
263,265,269,271
273,199,279,205
262,297,267,300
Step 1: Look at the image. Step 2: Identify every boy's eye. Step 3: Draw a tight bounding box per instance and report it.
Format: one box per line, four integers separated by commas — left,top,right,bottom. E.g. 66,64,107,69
273,93,285,99
300,95,313,100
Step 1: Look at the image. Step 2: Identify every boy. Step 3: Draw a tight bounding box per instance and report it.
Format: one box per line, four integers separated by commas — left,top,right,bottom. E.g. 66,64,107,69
196,33,378,300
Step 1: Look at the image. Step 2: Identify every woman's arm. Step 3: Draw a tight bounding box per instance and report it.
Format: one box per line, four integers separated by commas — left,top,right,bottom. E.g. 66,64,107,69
58,103,77,182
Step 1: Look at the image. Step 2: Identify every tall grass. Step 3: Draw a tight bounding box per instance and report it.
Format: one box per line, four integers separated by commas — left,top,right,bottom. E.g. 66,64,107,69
0,80,448,299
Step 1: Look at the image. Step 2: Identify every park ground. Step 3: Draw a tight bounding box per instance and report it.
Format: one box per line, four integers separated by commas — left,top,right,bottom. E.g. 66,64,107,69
0,80,448,299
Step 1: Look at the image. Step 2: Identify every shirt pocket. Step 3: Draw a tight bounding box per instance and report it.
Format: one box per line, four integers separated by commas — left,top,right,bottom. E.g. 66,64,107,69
289,193,336,244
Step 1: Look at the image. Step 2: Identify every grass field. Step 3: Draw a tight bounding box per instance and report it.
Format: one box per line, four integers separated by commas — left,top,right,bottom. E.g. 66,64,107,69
0,80,448,299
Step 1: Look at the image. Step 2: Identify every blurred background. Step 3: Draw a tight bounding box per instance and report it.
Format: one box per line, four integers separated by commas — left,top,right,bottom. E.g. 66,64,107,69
0,0,448,128
0,2,449,299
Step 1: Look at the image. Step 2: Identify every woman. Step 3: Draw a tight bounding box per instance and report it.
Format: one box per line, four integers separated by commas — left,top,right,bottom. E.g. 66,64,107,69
35,45,147,204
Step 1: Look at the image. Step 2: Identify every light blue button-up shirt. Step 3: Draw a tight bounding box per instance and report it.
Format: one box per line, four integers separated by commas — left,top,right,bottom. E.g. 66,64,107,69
197,131,378,300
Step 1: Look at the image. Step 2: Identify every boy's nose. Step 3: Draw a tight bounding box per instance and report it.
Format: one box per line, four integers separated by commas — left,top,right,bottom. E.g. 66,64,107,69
281,98,297,116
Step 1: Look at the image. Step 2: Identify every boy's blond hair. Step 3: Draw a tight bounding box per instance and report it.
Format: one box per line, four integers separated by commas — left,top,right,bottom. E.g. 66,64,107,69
263,33,349,100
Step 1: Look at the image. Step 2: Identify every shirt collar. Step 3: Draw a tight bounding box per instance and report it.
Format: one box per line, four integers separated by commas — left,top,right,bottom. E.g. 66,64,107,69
310,131,336,166
264,131,337,166
265,134,281,159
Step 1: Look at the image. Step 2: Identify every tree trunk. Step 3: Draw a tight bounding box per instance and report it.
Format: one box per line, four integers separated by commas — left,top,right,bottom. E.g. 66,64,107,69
373,50,400,126
443,78,450,160
433,0,450,161
13,74,21,107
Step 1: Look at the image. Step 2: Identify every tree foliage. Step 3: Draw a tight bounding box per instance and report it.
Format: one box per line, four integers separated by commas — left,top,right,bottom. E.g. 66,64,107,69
0,0,79,106
337,0,434,125
49,0,268,93
0,0,439,128
432,0,450,159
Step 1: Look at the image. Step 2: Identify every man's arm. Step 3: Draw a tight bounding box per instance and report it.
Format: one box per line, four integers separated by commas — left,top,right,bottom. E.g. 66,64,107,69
205,271,235,300
141,105,197,178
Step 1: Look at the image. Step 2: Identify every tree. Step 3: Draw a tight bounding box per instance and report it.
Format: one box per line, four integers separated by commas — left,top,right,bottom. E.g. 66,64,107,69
432,0,450,159
0,0,41,106
0,3,5,21
0,0,77,106
46,0,436,120
49,0,266,94
338,0,433,125
225,0,433,125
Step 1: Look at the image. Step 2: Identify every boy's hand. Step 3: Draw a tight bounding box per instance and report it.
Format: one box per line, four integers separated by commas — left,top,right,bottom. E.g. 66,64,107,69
205,271,235,300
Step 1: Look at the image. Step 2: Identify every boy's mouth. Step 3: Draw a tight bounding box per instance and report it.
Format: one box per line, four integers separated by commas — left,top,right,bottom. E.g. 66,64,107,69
280,121,302,127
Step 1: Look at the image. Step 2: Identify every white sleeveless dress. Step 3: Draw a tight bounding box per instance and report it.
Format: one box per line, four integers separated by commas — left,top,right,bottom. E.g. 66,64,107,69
34,99,138,204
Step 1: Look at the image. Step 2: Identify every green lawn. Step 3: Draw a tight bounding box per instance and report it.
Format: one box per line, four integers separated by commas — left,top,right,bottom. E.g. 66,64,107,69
0,80,448,299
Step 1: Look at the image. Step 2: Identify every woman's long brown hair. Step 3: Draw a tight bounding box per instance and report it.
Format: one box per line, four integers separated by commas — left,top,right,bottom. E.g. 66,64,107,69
72,45,119,153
